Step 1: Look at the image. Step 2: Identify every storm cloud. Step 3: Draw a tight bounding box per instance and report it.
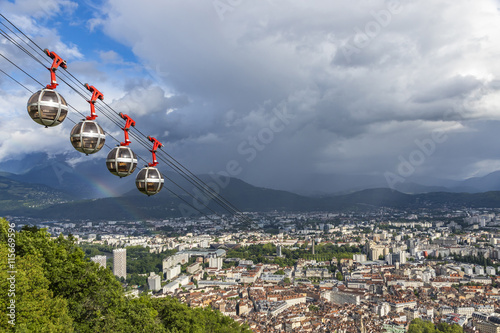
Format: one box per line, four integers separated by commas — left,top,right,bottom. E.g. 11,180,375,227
2,0,500,194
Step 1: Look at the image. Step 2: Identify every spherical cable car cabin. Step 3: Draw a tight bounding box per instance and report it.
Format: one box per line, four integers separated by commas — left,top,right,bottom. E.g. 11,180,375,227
106,113,137,177
27,89,68,127
136,136,164,196
27,49,68,127
135,166,164,196
70,120,106,155
107,146,137,177
70,83,106,155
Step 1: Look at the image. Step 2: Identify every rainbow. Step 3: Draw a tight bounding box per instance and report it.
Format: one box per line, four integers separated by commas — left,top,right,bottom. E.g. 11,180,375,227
79,173,143,221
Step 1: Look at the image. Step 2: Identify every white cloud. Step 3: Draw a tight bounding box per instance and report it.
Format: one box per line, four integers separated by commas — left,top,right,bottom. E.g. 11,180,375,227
464,159,500,179
99,50,122,63
2,0,78,19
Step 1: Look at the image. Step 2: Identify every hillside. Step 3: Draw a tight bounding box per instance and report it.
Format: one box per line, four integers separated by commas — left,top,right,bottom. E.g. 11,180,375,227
6,175,500,221
0,218,251,332
0,176,74,212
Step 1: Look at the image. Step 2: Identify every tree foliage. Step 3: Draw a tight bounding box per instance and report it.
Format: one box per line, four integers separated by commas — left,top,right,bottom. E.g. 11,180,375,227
451,253,496,268
126,246,177,275
226,243,361,267
153,297,251,333
0,241,73,332
408,319,463,333
0,218,249,333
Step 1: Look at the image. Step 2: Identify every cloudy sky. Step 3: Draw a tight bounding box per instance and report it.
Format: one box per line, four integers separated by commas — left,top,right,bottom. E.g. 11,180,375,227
1,0,500,193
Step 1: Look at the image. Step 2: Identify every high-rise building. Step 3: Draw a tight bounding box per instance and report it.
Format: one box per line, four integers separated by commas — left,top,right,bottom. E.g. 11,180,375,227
147,272,161,291
277,245,282,257
393,251,407,264
91,255,107,268
386,251,407,265
369,246,387,261
353,254,367,263
486,266,496,275
162,252,189,271
113,248,127,279
464,265,473,275
208,253,222,270
165,264,181,280
399,251,407,264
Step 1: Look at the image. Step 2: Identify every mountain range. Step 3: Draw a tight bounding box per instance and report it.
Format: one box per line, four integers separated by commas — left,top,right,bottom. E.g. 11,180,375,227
5,153,500,198
3,153,500,220
280,171,500,196
4,172,500,221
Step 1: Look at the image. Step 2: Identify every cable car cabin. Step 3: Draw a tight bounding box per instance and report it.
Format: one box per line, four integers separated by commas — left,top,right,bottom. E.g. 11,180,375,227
70,120,106,155
27,89,68,127
135,167,164,196
106,146,138,177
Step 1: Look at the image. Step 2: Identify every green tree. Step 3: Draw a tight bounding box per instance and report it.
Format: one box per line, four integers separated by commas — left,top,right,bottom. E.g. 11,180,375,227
12,223,164,332
308,305,319,312
153,297,251,333
408,319,435,333
436,322,463,333
129,274,148,287
0,240,73,332
408,319,463,333
262,243,275,253
0,218,273,333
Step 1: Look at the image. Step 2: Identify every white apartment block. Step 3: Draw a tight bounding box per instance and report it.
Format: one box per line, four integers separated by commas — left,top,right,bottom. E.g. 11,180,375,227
165,264,181,280
148,272,161,291
113,249,127,279
90,255,107,268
